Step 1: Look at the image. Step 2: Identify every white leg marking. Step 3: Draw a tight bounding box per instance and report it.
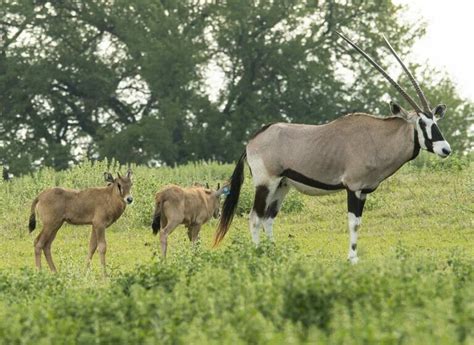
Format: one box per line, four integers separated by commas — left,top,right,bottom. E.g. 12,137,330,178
262,217,274,241
249,210,262,245
348,212,361,264
355,191,367,200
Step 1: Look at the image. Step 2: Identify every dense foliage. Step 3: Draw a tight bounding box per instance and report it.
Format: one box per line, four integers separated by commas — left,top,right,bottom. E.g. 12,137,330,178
0,158,472,344
1,1,472,175
1,240,473,344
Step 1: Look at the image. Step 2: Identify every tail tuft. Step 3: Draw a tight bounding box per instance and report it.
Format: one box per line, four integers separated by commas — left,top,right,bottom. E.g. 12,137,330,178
28,214,36,232
151,214,161,235
213,151,246,246
29,197,39,232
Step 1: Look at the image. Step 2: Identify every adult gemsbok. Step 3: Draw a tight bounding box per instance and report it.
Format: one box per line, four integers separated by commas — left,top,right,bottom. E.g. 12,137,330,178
214,32,452,263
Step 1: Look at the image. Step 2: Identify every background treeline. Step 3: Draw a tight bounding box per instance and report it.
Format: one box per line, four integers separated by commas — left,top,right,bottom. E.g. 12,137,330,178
1,0,472,175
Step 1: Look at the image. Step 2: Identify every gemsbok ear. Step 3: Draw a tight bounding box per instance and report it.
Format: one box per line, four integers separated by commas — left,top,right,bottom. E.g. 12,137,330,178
433,104,447,120
104,172,114,183
389,101,410,119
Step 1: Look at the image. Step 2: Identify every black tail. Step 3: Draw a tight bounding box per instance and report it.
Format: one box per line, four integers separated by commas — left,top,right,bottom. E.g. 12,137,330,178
151,197,162,235
151,213,161,235
213,151,246,246
29,197,39,232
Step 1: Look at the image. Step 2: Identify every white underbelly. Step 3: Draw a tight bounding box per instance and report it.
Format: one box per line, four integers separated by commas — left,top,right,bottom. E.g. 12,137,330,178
286,179,342,196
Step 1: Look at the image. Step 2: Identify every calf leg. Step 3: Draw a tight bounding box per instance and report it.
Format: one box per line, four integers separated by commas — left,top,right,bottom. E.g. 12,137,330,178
347,190,367,264
190,225,201,244
43,225,62,273
34,220,62,271
160,221,179,258
34,231,48,270
86,228,98,269
95,226,107,276
186,226,193,242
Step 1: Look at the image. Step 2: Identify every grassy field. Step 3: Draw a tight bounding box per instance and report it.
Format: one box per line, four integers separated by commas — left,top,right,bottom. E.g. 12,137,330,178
0,155,472,344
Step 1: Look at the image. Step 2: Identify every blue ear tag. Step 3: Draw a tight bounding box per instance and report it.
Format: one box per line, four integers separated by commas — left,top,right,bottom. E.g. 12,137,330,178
223,186,231,196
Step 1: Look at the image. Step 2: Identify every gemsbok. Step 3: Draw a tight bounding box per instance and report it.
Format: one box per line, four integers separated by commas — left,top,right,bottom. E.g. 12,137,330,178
29,170,133,274
214,32,452,263
152,183,228,257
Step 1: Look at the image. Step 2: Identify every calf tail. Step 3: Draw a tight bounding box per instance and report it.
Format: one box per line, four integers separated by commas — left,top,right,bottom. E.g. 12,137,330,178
151,195,162,235
213,151,247,246
29,197,39,233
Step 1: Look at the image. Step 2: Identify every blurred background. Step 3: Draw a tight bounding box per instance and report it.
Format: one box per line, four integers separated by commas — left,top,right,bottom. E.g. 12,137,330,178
1,0,472,176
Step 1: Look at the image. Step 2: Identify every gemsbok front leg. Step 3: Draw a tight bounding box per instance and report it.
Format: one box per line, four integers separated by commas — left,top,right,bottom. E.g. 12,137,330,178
346,190,367,264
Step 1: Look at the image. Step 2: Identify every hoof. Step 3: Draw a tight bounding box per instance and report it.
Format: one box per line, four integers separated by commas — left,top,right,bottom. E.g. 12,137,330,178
348,256,359,265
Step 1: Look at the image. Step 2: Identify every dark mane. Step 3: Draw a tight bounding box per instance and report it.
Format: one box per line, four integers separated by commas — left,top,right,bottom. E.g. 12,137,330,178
249,123,275,140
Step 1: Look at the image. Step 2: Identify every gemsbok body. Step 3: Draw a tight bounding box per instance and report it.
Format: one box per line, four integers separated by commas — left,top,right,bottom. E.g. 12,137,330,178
29,170,133,274
152,184,227,257
214,32,452,263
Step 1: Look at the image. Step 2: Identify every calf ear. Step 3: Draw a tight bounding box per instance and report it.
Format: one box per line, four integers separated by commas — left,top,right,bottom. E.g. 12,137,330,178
104,172,114,183
215,184,230,197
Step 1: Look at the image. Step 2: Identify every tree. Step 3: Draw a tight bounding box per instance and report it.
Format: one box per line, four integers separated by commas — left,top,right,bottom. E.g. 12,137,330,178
0,0,471,175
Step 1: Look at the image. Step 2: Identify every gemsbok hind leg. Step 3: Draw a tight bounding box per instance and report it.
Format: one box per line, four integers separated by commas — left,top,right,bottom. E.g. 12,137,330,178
347,190,367,264
262,179,290,241
249,185,270,245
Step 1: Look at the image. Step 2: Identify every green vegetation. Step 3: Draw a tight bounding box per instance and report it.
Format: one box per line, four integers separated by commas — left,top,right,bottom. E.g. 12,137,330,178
0,157,472,344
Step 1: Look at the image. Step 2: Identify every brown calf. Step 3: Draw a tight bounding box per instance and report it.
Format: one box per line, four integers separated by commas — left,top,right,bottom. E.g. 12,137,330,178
151,183,227,257
28,170,133,274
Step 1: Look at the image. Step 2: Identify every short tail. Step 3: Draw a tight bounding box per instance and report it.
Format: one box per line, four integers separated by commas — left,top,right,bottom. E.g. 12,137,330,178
213,151,247,246
151,195,162,235
29,197,39,232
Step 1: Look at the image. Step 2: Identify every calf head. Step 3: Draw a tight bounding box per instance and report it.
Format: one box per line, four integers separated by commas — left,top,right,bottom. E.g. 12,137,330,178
104,169,134,204
205,183,229,218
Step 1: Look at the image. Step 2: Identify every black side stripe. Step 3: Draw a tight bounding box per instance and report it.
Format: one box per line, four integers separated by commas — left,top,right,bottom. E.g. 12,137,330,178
281,169,344,190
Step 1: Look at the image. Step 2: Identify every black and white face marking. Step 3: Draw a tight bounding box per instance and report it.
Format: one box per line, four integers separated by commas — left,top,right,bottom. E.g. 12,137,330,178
416,113,451,158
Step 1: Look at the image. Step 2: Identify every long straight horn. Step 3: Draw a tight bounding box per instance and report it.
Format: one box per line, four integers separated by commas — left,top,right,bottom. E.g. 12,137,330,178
335,31,424,114
382,35,430,113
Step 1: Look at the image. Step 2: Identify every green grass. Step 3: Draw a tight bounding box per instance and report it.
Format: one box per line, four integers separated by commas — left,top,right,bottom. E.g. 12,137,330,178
0,154,472,344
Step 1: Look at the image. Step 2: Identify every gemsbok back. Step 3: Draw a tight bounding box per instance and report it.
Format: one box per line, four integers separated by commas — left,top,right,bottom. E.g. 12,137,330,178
29,170,133,274
214,32,452,263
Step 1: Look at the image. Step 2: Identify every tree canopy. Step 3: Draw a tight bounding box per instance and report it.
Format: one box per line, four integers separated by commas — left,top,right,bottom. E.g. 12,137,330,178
1,0,472,175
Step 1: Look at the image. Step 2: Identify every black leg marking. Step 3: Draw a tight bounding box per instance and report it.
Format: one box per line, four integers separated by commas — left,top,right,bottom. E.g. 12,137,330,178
253,185,269,218
347,190,366,218
265,200,279,219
